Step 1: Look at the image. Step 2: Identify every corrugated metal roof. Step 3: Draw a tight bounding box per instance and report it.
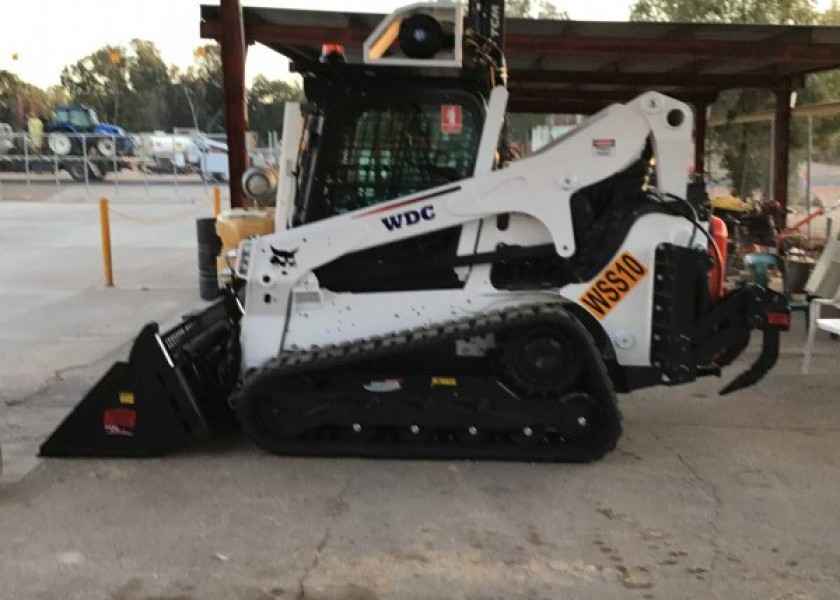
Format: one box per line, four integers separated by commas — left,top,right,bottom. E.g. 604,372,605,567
201,5,840,113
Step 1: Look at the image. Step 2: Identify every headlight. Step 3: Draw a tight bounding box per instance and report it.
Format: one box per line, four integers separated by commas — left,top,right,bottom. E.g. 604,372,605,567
242,166,278,207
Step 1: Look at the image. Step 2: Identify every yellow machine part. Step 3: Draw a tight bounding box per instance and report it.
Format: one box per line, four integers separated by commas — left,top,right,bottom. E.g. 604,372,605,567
711,195,750,213
215,209,275,283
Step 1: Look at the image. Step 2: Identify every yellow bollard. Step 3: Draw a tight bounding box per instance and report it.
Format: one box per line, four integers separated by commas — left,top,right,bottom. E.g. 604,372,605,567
213,187,222,217
99,197,114,287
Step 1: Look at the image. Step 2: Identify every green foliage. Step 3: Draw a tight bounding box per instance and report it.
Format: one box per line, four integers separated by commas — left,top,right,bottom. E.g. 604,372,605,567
630,0,818,24
169,44,225,132
127,40,171,130
433,0,568,19
6,40,300,143
44,85,70,109
629,0,840,204
2,72,25,125
60,45,134,126
707,89,776,198
505,113,546,146
0,70,50,127
248,75,303,144
502,1,568,144
821,0,840,23
506,0,569,19
8,2,572,142
811,2,840,162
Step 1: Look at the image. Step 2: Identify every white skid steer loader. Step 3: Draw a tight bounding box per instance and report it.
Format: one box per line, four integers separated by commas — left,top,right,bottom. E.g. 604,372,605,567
42,2,789,462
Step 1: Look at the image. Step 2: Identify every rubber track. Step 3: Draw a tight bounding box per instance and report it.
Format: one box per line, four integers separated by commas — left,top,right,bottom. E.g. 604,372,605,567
233,304,623,462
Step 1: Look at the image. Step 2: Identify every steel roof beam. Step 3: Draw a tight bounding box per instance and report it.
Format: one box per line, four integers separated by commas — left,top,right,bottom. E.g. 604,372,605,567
504,34,840,63
509,86,719,104
509,69,792,90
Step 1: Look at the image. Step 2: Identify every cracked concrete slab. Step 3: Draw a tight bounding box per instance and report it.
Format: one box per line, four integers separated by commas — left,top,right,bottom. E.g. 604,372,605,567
6,395,838,600
2,194,840,599
0,198,214,483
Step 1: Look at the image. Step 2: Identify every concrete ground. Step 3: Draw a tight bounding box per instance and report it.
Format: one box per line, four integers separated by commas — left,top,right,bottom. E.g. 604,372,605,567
2,183,840,600
0,183,221,479
0,171,212,204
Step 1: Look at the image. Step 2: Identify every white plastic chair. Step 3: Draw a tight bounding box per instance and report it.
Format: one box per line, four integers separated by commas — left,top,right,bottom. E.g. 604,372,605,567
804,233,840,299
802,234,840,374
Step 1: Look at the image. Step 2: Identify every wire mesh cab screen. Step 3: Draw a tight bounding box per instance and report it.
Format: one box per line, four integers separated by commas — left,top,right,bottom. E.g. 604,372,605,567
322,99,480,216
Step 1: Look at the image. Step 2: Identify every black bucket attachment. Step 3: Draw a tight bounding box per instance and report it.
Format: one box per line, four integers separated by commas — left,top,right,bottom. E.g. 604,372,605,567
40,292,243,457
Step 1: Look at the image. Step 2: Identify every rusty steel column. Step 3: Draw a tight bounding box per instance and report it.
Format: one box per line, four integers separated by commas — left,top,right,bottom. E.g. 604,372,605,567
773,85,792,225
693,102,708,176
219,0,248,209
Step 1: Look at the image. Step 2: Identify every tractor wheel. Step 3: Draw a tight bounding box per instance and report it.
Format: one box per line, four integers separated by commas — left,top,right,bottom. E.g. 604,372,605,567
88,161,105,180
68,160,89,182
48,131,76,156
96,137,116,157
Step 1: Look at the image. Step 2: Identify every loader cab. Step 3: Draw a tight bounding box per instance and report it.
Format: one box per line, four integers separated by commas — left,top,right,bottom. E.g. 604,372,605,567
290,66,490,293
292,69,486,225
52,105,99,131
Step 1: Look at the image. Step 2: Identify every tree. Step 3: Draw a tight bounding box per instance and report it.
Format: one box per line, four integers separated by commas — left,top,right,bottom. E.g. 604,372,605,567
507,0,569,19
45,85,70,109
0,71,25,125
57,41,222,133
60,45,136,127
0,70,50,128
247,75,304,144
171,44,225,132
54,40,303,138
811,1,840,162
59,41,185,132
502,1,569,145
822,0,840,23
434,0,568,19
127,40,171,130
630,0,817,23
628,0,838,204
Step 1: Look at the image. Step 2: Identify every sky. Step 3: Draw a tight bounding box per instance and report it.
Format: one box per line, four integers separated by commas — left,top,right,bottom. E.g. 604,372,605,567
0,0,834,90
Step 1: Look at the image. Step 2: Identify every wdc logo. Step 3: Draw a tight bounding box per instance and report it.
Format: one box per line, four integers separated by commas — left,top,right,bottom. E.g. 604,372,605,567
381,205,436,231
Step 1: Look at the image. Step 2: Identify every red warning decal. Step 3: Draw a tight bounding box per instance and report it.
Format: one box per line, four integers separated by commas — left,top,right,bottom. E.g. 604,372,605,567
441,104,462,135
103,408,137,436
592,138,616,156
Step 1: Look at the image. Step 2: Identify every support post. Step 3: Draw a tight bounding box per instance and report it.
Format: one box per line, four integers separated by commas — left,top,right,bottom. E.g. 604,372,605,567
805,115,812,239
213,187,222,216
99,198,114,288
693,102,708,177
773,85,792,229
219,0,248,209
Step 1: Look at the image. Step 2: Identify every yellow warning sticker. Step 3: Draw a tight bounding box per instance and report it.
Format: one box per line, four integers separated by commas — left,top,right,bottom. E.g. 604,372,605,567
431,377,457,387
579,251,648,319
118,391,135,405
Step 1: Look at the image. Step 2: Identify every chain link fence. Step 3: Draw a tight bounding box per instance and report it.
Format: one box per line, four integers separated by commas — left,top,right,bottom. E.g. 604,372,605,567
0,129,279,202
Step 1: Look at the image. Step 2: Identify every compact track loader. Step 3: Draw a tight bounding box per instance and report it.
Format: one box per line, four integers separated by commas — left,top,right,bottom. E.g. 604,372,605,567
42,2,789,462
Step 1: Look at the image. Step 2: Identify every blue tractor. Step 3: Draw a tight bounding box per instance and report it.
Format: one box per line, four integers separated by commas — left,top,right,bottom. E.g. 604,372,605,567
45,104,134,180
